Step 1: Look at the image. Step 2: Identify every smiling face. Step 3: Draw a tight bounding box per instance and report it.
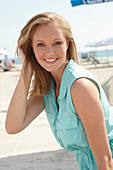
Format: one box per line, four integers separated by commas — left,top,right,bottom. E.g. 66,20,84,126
32,20,69,74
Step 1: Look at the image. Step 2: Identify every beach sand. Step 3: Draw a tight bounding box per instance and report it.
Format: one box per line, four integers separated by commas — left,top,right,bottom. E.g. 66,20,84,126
0,70,79,170
0,64,113,170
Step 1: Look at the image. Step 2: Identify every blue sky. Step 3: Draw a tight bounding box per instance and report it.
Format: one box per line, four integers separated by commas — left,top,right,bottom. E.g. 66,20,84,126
0,0,113,58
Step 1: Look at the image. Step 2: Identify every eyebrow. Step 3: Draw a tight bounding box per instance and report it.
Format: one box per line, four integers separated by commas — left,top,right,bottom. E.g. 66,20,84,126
53,38,63,41
35,38,63,43
35,40,45,43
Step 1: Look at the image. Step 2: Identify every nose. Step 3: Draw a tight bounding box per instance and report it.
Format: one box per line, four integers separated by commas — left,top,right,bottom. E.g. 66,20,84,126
45,46,54,55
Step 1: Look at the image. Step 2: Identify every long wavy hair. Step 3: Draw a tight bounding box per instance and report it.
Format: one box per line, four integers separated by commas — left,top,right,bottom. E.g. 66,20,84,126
16,12,78,95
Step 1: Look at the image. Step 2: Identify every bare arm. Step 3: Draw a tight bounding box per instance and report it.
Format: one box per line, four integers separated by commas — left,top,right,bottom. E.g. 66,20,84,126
71,78,113,170
5,63,45,134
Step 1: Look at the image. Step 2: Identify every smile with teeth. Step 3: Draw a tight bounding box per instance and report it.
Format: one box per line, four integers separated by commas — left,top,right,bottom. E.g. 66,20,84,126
44,58,58,62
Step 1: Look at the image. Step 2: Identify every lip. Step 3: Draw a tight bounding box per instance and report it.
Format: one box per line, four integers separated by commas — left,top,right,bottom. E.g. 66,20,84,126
43,58,58,63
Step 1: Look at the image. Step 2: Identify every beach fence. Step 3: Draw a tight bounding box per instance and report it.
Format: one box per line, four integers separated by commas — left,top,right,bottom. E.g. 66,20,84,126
79,48,113,69
80,37,113,67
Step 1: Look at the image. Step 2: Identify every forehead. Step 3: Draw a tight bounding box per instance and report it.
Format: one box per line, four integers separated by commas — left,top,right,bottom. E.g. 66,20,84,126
32,21,65,41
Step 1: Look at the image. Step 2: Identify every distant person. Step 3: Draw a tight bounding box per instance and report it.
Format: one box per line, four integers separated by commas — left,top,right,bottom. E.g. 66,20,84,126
4,48,9,66
0,60,11,71
5,60,20,71
4,55,9,66
0,60,3,67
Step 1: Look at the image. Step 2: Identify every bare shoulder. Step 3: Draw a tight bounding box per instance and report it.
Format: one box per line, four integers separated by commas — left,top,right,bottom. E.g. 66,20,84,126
71,78,100,115
71,78,100,99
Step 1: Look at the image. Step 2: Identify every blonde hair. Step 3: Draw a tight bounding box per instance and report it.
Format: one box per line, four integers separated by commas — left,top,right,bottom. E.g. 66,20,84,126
17,12,78,95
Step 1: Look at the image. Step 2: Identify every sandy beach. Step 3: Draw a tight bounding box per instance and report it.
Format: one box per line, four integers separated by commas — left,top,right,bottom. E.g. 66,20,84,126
0,70,79,170
0,64,113,170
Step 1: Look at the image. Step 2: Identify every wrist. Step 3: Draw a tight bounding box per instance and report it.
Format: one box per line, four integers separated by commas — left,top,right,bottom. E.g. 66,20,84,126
108,159,113,169
97,157,113,170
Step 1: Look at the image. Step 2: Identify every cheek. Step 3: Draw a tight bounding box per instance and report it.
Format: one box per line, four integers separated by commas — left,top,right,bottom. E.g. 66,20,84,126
33,47,37,55
60,46,67,55
55,46,67,54
33,48,41,58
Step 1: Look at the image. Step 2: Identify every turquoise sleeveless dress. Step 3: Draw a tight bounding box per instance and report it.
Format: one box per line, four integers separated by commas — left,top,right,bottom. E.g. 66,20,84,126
43,59,113,170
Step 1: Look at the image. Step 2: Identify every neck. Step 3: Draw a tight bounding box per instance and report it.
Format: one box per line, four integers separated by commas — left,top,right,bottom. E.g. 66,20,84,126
51,71,62,89
51,62,68,89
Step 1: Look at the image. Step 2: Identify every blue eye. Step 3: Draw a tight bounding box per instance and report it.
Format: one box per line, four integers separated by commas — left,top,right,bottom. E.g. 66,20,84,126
54,41,62,45
37,43,45,47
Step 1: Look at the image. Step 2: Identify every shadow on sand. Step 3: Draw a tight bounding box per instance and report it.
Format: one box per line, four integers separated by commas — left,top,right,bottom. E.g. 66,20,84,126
0,149,79,170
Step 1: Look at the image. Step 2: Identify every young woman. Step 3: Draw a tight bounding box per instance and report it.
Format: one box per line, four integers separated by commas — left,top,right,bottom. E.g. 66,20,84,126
5,12,113,170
